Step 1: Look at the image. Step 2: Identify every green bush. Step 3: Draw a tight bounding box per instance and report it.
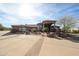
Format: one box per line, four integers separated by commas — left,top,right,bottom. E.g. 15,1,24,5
42,27,49,32
61,26,72,33
31,28,36,32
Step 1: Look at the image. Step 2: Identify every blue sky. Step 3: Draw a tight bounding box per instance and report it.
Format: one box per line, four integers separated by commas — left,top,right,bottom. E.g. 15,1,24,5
0,3,79,27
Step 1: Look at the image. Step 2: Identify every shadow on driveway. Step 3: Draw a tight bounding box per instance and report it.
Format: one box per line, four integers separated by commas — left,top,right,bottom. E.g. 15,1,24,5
25,36,44,56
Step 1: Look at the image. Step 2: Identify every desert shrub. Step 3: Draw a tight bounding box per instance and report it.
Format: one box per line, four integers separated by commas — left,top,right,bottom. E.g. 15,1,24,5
72,30,79,33
0,28,4,31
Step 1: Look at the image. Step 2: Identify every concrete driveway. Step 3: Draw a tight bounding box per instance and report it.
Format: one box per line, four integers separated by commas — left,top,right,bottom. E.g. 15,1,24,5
0,31,79,56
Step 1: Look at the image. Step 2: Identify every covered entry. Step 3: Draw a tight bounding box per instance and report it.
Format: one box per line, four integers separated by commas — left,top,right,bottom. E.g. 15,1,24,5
42,20,56,32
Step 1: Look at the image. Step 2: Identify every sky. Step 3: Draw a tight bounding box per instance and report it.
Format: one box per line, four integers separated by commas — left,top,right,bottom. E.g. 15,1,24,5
0,3,79,27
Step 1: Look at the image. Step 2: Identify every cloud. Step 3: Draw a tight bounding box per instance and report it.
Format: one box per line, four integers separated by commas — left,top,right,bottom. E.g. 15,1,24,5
18,3,43,18
4,16,18,25
0,4,19,15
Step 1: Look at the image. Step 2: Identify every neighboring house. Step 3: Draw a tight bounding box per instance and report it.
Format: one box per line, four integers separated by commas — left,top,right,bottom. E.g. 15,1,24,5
70,27,79,32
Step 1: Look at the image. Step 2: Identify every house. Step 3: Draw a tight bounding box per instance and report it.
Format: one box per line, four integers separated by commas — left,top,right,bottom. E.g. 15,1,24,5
37,23,42,31
42,20,56,25
11,24,38,33
11,25,27,33
11,20,60,33
26,24,38,32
